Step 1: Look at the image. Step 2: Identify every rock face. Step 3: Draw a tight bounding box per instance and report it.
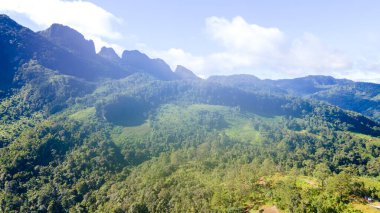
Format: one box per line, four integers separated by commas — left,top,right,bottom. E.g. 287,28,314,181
39,24,96,56
121,50,178,80
98,47,120,62
174,65,200,80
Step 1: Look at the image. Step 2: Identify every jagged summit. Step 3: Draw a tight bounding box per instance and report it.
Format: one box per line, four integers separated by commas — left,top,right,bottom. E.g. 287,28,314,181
174,65,200,80
39,24,96,56
0,14,178,82
121,50,178,80
98,47,120,62
0,16,129,85
121,50,150,62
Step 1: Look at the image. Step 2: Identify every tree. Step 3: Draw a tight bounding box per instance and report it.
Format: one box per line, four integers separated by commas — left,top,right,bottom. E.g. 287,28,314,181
313,163,331,188
326,173,352,201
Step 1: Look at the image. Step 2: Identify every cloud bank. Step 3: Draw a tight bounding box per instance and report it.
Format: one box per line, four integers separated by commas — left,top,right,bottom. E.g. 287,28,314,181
152,16,352,80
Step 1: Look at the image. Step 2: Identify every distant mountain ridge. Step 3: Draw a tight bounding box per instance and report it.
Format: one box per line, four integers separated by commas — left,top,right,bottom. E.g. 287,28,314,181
208,74,380,121
1,14,380,122
0,14,198,93
1,14,379,121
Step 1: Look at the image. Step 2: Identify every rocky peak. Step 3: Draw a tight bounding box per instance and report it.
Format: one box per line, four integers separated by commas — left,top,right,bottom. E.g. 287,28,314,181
121,50,177,80
174,65,200,80
39,24,95,56
121,50,150,63
98,47,120,62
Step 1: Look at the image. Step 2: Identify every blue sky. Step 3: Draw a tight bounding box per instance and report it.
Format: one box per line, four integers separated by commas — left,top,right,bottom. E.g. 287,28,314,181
1,0,380,82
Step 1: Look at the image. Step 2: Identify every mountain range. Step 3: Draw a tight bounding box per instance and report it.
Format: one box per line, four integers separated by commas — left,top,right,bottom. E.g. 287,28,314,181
0,14,380,212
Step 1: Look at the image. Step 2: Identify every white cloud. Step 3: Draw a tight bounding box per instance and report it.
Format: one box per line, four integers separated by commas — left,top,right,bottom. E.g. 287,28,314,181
206,16,284,57
140,47,205,76
150,16,353,80
286,33,351,73
335,57,380,83
0,0,122,53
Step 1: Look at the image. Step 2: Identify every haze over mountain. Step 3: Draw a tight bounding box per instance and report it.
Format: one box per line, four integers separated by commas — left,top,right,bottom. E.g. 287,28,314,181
0,14,380,212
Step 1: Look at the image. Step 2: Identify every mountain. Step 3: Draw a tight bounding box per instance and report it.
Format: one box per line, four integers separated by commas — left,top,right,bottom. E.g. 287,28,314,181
40,23,182,81
121,50,178,80
0,14,179,94
0,15,133,91
271,75,353,95
1,15,380,212
38,24,96,57
208,74,352,95
209,74,380,121
208,74,286,95
98,46,120,62
174,65,201,80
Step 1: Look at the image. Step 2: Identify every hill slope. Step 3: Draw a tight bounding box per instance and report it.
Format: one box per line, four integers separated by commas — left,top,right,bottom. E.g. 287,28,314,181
208,74,380,121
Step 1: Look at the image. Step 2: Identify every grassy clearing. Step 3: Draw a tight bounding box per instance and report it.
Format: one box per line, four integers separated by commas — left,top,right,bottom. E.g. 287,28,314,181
123,122,152,137
69,107,96,121
110,122,152,146
266,174,319,189
184,104,277,144
351,132,380,146
224,121,261,143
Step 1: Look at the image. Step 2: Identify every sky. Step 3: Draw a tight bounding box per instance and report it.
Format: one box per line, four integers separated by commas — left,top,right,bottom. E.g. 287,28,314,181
1,0,380,82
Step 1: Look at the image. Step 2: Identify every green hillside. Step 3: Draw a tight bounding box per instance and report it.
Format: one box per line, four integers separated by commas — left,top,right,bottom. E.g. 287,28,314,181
1,69,380,212
1,15,380,213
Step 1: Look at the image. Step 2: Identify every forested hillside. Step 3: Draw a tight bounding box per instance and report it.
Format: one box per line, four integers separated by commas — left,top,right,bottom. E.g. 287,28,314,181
208,75,380,122
0,15,380,212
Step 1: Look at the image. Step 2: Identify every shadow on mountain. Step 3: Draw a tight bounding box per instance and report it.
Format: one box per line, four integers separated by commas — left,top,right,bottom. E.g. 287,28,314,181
103,96,151,126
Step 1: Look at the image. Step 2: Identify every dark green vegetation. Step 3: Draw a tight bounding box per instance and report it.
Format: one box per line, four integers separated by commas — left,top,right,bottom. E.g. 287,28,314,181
1,15,380,212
